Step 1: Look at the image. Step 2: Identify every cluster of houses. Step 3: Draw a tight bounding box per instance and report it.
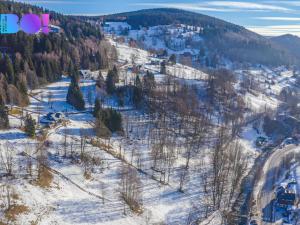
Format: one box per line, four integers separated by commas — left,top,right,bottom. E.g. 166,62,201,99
274,178,298,223
103,22,203,65
102,22,131,35
276,184,296,207
164,24,203,51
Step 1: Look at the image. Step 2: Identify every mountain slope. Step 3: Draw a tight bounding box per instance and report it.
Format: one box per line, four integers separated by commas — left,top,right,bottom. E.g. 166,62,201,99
103,8,241,31
270,34,300,59
0,1,113,106
101,8,298,66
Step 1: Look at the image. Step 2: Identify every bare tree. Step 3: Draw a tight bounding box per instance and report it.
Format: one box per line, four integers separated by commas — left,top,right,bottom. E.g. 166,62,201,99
87,87,93,106
131,53,138,66
36,143,53,188
210,127,248,211
0,183,13,210
80,128,88,157
119,163,143,214
25,142,33,178
0,142,14,176
47,91,53,109
178,165,189,193
62,124,68,157
81,153,93,179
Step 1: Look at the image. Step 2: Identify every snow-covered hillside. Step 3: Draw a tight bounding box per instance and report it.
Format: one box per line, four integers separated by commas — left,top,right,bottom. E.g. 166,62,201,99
1,25,300,225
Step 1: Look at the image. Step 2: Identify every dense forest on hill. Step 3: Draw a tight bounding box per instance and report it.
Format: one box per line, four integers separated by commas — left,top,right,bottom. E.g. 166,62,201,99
271,34,300,59
102,8,241,31
101,8,298,66
0,1,115,106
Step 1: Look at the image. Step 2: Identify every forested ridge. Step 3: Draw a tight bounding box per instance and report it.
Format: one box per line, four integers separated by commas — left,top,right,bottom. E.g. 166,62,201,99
271,34,300,59
0,1,114,106
102,8,298,66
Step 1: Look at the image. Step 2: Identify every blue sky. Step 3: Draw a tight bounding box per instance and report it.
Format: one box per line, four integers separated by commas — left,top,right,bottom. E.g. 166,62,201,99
20,0,300,36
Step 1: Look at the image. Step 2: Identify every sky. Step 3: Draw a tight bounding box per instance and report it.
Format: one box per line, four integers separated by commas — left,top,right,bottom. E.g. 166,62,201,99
19,0,300,36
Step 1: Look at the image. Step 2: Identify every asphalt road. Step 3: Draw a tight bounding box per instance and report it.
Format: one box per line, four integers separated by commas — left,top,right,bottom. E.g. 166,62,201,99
254,144,300,225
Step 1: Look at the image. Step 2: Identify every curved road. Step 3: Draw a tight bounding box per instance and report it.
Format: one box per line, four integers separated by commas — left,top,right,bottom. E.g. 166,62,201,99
253,144,300,225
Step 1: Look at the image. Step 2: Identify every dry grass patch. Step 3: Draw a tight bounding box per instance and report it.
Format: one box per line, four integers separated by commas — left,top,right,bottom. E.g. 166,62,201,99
90,138,112,151
8,108,23,116
4,204,29,222
84,171,92,180
36,131,48,143
35,167,53,188
11,193,19,201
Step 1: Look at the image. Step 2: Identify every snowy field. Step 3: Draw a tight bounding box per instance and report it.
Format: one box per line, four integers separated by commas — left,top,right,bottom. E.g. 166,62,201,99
0,71,264,225
1,31,298,225
0,77,217,225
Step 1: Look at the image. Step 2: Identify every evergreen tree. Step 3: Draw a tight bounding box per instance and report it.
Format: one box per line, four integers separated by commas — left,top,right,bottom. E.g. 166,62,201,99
205,57,210,67
17,79,30,106
112,65,119,83
133,75,143,108
211,54,219,68
93,98,101,117
14,54,22,74
96,71,105,89
108,109,122,132
106,70,116,94
4,55,15,84
143,70,156,94
45,61,53,82
45,39,52,52
199,46,205,57
68,61,76,78
94,107,122,134
37,63,46,79
169,54,176,65
0,96,9,129
160,60,167,74
95,116,111,138
66,76,85,110
25,114,36,138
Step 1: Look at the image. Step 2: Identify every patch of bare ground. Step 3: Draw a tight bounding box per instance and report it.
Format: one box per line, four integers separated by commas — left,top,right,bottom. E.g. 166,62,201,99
3,204,29,223
84,171,92,180
90,138,113,152
8,108,22,116
122,195,144,215
35,167,53,188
